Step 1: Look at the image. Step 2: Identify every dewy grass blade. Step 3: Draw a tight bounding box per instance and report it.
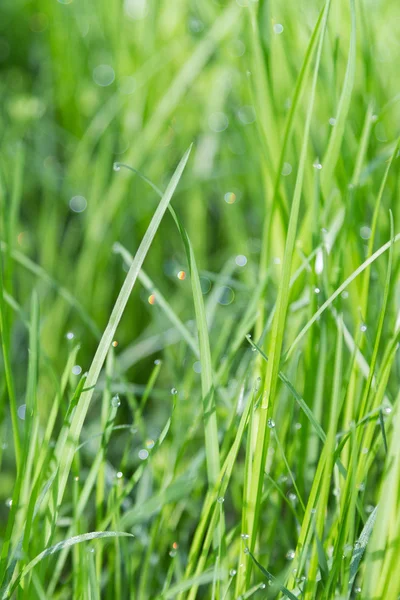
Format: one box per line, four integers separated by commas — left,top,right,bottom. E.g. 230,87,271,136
243,2,331,588
3,532,134,599
52,146,192,510
284,231,400,362
115,162,220,487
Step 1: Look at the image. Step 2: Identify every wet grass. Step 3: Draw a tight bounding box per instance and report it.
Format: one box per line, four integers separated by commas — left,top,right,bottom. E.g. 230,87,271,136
1,0,400,598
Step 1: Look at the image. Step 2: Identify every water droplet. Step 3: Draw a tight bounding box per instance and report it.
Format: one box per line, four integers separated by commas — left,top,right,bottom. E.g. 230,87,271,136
171,387,178,395
148,294,156,305
154,359,161,365
72,365,82,375
113,162,121,171
259,583,266,589
193,361,202,374
138,449,149,460
66,331,74,340
273,23,284,34
224,191,237,204
116,471,123,479
310,508,317,514
217,496,225,504
366,504,374,513
383,406,392,414
69,195,87,213
355,587,361,594
360,324,367,333
288,493,297,503
254,376,262,391
313,160,322,170
209,112,229,133
341,291,349,299
361,447,369,454
93,64,115,87
235,254,247,267
267,419,275,429
294,422,302,430
329,117,336,126
87,547,95,554
177,270,186,281
229,569,237,577
314,287,320,294
145,439,155,449
243,547,250,555
237,105,256,125
281,162,292,176
5,498,12,508
360,226,371,240
200,276,211,294
217,286,235,306
169,549,177,557
286,549,295,560
112,340,118,347
241,533,249,540
17,404,26,421
273,257,281,265
357,482,365,492
371,114,378,123
111,394,121,408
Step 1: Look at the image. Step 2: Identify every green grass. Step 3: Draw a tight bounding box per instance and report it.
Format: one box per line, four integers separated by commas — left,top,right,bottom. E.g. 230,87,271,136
1,0,400,598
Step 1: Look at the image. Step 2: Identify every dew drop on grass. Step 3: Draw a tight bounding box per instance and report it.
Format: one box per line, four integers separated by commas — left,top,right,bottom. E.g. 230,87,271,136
241,533,249,540
69,195,87,213
17,404,26,420
169,549,177,557
341,291,349,299
177,270,186,280
138,449,149,460
209,112,229,133
145,439,155,449
313,160,322,170
229,569,237,577
116,471,123,479
288,493,297,503
273,23,284,34
171,387,178,395
217,286,235,306
111,394,121,408
224,191,236,204
93,64,115,87
193,361,202,373
294,422,302,430
360,226,371,240
273,257,281,265
243,547,249,555
286,549,295,560
113,162,121,171
217,496,225,504
254,376,262,391
267,418,275,429
5,498,12,508
355,587,362,594
259,583,266,589
235,254,247,267
72,365,82,375
281,162,292,176
66,331,74,340
329,117,336,126
360,324,367,332
154,359,161,365
314,287,320,294
383,406,392,414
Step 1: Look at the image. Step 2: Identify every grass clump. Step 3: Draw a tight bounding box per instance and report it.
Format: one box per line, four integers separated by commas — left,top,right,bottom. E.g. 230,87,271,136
1,0,400,598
